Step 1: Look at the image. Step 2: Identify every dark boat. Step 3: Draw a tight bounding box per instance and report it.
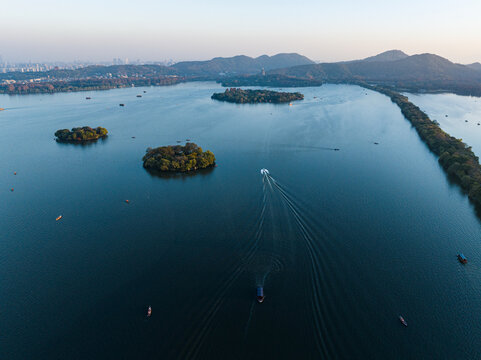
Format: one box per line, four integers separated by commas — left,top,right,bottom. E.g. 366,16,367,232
86,97,91,100
458,253,468,264
399,316,407,327
256,287,264,303
119,104,125,107
136,95,142,98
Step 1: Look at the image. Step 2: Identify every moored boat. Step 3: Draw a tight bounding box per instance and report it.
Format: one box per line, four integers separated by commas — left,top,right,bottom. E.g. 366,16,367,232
256,287,264,303
457,253,468,264
399,315,407,327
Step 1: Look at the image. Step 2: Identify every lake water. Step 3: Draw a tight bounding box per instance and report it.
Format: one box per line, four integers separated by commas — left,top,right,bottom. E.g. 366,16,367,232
1,83,481,359
408,92,481,157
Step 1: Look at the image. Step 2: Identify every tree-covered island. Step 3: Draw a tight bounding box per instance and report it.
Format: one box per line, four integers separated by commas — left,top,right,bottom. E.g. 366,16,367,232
55,126,108,142
143,143,216,172
211,88,304,104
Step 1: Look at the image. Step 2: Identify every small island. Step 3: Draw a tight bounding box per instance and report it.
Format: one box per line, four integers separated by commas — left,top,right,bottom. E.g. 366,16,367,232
143,143,215,172
55,126,108,142
211,88,304,104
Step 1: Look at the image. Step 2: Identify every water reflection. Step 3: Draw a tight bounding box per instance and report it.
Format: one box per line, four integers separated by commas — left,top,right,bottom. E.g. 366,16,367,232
144,165,216,180
54,136,109,147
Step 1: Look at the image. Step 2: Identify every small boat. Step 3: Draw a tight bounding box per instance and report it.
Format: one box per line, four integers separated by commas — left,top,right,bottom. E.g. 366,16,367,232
119,104,125,107
14,172,16,175
176,140,182,143
86,97,91,100
256,287,265,303
457,253,468,264
399,316,407,327
147,306,152,317
333,148,340,151
186,139,190,141
374,142,379,145
125,200,130,204
478,123,480,126
132,136,136,139
136,95,142,98
143,91,147,93
56,215,63,221
10,188,14,192
289,103,293,106
465,120,468,122
260,168,269,175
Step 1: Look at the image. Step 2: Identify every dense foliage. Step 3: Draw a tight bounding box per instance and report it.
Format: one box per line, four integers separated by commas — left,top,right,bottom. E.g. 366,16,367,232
211,88,304,104
364,84,481,208
0,77,186,95
55,126,108,142
220,75,323,88
143,143,216,172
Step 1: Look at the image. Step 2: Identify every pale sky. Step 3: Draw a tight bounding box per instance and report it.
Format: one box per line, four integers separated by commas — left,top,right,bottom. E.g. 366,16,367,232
1,0,481,64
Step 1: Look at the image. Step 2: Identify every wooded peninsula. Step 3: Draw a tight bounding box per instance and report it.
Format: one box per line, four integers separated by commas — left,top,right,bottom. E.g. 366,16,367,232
55,126,108,142
364,84,481,209
211,88,304,104
143,143,216,172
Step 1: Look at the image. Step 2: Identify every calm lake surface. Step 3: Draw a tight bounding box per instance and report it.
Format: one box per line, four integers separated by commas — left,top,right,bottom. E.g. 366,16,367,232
408,92,481,157
1,83,481,359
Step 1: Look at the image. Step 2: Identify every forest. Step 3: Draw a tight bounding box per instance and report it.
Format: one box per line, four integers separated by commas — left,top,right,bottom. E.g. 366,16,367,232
55,126,108,142
143,143,216,172
0,77,186,95
211,88,304,104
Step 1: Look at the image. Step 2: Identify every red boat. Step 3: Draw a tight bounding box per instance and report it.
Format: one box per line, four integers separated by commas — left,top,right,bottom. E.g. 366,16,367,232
399,316,407,327
256,287,264,303
147,306,152,317
458,254,468,264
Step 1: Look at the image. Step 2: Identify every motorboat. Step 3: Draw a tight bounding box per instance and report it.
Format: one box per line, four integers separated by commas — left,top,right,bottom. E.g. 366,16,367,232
399,316,407,327
257,287,264,303
458,253,468,264
56,215,63,221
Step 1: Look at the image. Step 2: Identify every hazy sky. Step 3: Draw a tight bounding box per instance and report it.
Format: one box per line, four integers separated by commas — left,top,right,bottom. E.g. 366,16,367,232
1,0,480,63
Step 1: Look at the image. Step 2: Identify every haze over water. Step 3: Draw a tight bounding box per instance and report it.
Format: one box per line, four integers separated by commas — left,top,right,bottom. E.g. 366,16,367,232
1,83,481,359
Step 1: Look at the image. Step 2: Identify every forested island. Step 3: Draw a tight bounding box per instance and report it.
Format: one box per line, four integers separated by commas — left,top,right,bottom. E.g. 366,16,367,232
364,84,481,208
55,126,108,142
143,143,216,172
211,88,304,104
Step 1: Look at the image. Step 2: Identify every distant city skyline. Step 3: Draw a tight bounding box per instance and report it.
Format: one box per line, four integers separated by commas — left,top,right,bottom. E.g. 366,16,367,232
1,0,481,64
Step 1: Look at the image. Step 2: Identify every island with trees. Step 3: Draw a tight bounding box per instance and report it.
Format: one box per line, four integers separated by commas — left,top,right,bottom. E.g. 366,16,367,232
55,126,108,142
143,143,216,172
211,88,304,104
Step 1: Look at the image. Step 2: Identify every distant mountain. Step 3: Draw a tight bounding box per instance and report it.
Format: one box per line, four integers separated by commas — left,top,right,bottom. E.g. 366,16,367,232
362,50,409,62
467,62,481,72
268,52,481,94
171,53,314,76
